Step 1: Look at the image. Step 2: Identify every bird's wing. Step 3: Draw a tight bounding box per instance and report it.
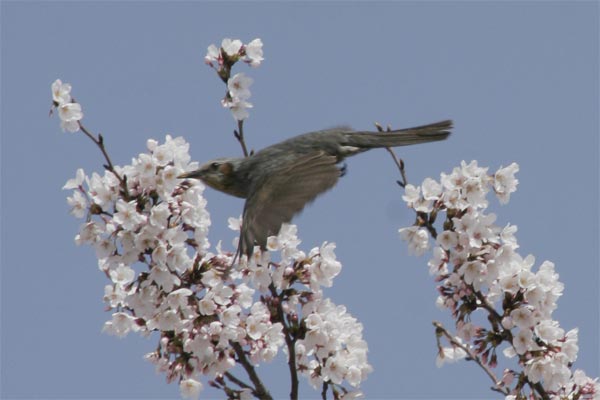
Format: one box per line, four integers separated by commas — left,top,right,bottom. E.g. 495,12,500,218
238,151,340,257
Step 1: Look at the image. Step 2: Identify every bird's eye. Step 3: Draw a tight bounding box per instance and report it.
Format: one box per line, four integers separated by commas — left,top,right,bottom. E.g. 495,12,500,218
210,162,220,170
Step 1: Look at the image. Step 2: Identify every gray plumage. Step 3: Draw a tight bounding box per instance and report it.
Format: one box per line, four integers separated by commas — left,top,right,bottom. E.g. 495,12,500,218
179,120,452,258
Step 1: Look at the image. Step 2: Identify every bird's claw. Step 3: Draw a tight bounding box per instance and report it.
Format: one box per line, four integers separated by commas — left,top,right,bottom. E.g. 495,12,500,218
339,163,348,177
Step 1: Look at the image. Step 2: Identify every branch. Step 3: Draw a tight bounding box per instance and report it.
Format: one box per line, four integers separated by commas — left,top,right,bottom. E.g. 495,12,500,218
387,149,407,188
474,291,503,332
269,283,299,400
77,121,131,201
209,375,237,399
375,122,407,187
234,119,250,157
321,381,329,400
532,382,551,400
416,211,438,240
433,321,509,395
230,341,273,400
224,371,254,391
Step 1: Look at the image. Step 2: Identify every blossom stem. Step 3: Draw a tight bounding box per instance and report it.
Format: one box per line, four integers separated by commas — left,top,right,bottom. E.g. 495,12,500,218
234,119,250,157
230,341,273,400
433,321,508,395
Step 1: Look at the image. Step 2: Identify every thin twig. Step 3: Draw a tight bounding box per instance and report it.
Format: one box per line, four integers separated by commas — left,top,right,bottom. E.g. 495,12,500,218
231,341,273,400
234,119,250,157
211,376,237,399
433,321,509,395
374,122,408,187
386,148,408,187
269,283,299,400
77,122,130,200
224,371,254,391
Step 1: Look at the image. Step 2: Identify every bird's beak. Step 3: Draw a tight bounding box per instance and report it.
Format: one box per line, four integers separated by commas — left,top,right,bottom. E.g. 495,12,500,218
177,169,203,179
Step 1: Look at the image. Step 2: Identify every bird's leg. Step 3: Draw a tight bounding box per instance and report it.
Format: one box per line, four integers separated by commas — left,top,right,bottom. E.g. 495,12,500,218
339,162,348,177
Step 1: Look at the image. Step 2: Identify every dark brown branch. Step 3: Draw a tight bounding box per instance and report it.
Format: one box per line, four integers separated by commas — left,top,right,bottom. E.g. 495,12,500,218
416,212,438,240
474,291,503,332
224,371,253,391
269,283,299,400
433,321,508,396
210,376,237,399
532,382,551,400
321,381,329,400
231,341,273,400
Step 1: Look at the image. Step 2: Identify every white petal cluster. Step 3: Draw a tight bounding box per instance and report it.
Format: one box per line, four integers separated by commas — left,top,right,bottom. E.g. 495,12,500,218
400,161,599,399
64,136,370,397
204,37,264,68
435,343,467,367
51,79,83,133
398,225,430,256
296,298,373,389
204,38,264,121
244,38,264,67
222,72,254,121
234,224,373,392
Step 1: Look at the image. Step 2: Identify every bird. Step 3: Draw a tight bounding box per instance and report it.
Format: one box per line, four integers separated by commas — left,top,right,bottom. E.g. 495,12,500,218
178,120,452,259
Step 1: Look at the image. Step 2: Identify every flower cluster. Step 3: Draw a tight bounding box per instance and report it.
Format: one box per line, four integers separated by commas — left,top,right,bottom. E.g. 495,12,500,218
230,223,373,396
58,83,371,398
297,297,371,395
205,38,263,121
63,135,259,397
400,161,599,399
51,79,83,132
205,38,264,69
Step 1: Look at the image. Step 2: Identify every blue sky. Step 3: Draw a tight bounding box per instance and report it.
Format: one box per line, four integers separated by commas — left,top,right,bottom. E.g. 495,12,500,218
1,2,598,399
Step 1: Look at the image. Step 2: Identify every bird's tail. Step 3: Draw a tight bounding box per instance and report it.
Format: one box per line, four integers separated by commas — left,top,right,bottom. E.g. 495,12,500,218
345,120,452,149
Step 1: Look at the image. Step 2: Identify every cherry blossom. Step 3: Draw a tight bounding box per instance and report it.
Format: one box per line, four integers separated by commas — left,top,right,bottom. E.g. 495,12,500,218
400,161,599,399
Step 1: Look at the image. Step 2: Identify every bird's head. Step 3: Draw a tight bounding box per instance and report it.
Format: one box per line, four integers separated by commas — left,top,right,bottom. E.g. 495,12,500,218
178,157,247,198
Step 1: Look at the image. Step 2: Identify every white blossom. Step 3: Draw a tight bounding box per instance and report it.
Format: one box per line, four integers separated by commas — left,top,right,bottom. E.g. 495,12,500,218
58,102,83,133
51,79,72,104
103,312,139,338
244,38,264,67
63,168,85,189
113,199,147,231
228,73,253,100
205,44,221,65
494,163,519,204
180,379,203,399
66,190,87,218
222,97,253,121
436,345,467,367
422,177,442,200
399,226,429,256
221,38,243,56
